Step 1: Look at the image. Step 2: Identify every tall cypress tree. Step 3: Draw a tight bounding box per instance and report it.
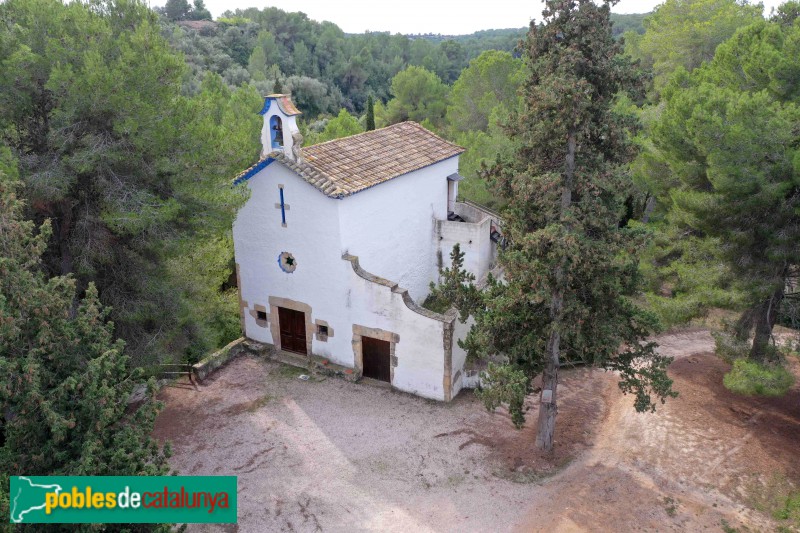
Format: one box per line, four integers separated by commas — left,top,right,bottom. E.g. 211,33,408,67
366,95,376,131
464,0,675,451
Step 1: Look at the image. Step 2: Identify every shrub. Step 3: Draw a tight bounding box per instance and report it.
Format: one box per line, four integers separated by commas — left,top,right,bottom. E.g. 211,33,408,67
773,492,800,527
723,359,795,396
775,491,800,527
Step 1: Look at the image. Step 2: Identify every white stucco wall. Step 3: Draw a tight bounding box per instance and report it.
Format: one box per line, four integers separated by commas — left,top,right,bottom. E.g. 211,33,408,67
437,218,493,281
338,157,458,301
232,154,476,401
233,161,352,364
437,202,497,283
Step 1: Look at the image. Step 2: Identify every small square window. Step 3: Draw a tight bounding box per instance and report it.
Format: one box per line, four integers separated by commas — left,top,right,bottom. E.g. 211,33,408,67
317,325,329,336
256,310,267,321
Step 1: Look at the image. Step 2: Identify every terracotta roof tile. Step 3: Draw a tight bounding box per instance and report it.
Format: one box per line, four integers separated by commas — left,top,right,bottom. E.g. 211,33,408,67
232,121,463,198
265,93,302,116
301,122,463,196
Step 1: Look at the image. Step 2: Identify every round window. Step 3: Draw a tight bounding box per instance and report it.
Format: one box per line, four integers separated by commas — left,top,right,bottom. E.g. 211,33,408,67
278,252,297,273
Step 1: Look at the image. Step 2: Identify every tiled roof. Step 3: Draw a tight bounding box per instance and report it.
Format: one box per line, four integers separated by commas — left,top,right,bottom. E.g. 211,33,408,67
232,122,464,198
272,152,349,197
232,157,276,186
258,94,302,117
302,122,463,195
231,152,349,196
273,95,302,116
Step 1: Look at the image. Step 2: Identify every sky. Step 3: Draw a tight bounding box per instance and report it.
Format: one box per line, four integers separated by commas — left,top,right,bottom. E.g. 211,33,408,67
148,0,789,35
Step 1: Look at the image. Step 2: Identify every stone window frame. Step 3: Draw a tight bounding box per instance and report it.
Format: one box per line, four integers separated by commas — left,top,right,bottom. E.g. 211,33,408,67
249,304,269,328
315,319,333,342
352,324,400,384
268,296,313,356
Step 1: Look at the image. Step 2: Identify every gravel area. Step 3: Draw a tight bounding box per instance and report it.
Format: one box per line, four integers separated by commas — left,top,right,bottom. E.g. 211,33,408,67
154,357,552,532
152,330,797,532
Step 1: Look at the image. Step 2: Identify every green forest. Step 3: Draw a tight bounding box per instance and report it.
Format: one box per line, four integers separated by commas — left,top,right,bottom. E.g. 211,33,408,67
2,0,800,526
0,0,649,372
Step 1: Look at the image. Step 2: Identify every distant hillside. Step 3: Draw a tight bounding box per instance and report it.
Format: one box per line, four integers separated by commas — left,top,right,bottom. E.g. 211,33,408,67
407,28,526,56
611,12,649,36
162,6,529,116
408,13,648,49
160,6,650,118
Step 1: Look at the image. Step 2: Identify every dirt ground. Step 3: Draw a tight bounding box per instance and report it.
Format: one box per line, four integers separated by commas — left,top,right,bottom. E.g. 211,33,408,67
153,330,800,532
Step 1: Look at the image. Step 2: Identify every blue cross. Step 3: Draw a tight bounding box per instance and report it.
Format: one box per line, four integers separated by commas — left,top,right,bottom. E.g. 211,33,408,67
275,186,289,227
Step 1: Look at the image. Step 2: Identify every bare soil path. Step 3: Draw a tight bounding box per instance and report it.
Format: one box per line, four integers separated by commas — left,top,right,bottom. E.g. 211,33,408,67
153,330,800,532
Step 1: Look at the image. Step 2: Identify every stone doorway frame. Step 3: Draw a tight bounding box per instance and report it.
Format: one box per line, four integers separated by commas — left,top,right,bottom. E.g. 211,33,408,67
352,324,399,383
269,296,313,356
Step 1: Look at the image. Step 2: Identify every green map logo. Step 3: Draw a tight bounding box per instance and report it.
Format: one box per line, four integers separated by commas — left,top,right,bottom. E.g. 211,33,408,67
10,477,63,523
8,476,237,524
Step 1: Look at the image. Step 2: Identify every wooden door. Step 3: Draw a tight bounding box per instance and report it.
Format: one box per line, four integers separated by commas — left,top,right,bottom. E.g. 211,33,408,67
362,337,391,383
278,307,307,355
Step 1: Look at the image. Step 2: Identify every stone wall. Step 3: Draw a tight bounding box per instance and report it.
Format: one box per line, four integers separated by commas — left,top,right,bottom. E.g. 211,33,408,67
192,338,247,381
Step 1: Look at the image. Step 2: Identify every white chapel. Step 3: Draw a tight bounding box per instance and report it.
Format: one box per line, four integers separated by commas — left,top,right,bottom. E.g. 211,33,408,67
232,94,502,401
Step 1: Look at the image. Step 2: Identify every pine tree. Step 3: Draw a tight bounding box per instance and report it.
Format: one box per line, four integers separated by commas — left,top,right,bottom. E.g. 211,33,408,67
632,0,762,91
189,0,212,21
465,0,676,451
385,66,448,127
366,95,376,131
650,18,800,362
0,0,256,366
164,0,191,21
310,109,364,145
0,153,170,529
423,244,480,314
